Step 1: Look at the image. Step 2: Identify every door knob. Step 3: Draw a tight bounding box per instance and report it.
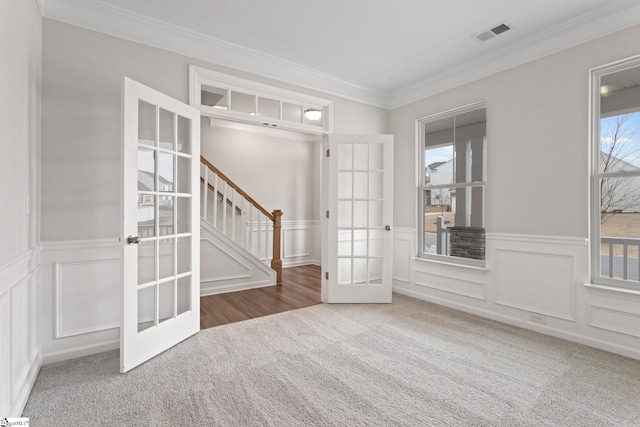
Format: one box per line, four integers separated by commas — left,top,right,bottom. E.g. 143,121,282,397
385,225,391,231
127,235,141,245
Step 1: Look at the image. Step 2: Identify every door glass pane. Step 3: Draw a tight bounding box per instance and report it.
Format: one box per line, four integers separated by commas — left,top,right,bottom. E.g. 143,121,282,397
159,196,174,236
138,101,156,144
158,280,175,324
353,258,367,284
158,152,174,193
354,143,368,170
353,230,367,256
138,149,155,191
369,230,384,257
177,276,191,315
338,201,352,228
369,258,383,284
138,195,155,238
177,115,191,154
370,143,383,170
138,286,155,333
353,201,368,228
258,97,280,119
177,197,190,234
159,108,175,150
177,236,191,274
159,238,175,279
177,156,190,194
338,172,352,198
338,230,352,256
282,102,302,123
138,240,156,285
201,85,228,109
338,143,353,170
370,172,383,199
230,91,255,115
353,172,368,199
338,258,351,285
369,201,383,227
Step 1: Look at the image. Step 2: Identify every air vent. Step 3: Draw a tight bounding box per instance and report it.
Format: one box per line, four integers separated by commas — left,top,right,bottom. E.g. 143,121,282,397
473,22,511,42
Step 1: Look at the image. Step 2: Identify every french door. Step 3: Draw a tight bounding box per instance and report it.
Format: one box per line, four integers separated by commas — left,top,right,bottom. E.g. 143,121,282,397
121,77,201,373
324,134,394,303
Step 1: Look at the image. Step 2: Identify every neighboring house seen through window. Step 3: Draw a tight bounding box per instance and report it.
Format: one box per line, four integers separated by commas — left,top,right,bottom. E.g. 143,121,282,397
418,103,486,265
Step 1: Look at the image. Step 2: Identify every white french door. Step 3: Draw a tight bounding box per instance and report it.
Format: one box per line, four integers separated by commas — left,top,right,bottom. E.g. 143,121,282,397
121,77,201,373
324,134,394,303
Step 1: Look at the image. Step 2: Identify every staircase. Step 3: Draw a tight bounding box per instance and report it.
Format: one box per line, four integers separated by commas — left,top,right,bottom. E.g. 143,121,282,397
199,156,282,296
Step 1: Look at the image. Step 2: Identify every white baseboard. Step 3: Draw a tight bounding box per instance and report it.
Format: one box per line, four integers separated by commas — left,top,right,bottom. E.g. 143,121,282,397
42,339,120,366
201,281,276,296
11,353,41,417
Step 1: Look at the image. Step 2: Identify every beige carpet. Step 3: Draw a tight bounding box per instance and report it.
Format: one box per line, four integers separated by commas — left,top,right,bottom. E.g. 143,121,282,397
24,294,640,426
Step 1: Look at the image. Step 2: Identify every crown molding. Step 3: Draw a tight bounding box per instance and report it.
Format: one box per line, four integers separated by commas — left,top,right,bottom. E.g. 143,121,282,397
388,0,640,109
41,0,640,111
36,0,45,15
40,0,388,108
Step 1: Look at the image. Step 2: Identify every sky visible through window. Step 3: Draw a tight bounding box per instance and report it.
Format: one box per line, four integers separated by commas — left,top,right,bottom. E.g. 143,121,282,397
601,112,640,168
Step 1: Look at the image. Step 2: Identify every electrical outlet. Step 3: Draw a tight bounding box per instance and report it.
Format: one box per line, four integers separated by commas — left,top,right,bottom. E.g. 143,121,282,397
529,312,546,324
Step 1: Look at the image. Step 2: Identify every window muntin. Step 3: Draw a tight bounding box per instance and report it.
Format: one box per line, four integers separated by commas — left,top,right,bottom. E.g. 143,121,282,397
418,103,487,264
591,57,640,288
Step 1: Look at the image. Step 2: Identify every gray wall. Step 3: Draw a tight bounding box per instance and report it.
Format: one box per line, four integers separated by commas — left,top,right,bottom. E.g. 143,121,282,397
201,124,321,222
0,0,41,261
391,23,640,235
41,19,389,242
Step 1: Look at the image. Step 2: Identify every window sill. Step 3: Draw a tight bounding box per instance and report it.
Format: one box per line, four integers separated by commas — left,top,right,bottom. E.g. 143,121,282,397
583,283,640,296
413,256,488,272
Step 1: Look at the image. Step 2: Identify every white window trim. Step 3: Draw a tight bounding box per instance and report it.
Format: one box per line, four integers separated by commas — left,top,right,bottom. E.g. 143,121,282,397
415,101,487,268
589,54,640,291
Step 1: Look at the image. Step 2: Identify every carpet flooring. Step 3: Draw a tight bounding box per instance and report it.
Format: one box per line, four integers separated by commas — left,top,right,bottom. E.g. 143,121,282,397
23,294,640,426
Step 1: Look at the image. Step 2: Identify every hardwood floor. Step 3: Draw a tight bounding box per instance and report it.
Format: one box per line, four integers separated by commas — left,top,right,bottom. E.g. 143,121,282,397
200,264,321,329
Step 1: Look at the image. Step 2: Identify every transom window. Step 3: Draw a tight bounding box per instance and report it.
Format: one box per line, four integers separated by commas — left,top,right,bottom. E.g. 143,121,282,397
418,103,487,265
591,56,640,289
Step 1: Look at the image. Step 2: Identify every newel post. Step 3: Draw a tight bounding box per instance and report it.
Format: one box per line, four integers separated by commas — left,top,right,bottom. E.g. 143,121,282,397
271,210,283,285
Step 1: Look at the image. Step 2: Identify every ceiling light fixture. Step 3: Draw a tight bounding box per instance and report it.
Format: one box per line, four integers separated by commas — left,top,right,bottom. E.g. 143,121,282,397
304,109,322,121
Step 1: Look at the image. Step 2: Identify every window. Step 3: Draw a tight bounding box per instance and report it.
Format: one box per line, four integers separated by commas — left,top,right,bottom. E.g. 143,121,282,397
418,103,486,264
591,56,640,289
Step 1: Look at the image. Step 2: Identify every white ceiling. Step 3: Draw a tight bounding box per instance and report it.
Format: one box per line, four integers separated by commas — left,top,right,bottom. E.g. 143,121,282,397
39,0,640,108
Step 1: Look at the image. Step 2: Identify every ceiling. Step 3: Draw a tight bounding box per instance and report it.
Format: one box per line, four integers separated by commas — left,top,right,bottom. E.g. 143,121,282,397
39,0,640,108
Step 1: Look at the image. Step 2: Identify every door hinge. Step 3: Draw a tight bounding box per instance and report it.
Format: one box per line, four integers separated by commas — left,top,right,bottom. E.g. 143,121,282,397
326,149,330,157
325,272,329,280
326,210,330,219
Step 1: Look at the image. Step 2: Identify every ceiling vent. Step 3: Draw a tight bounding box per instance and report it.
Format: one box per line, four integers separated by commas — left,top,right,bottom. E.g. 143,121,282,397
473,22,511,42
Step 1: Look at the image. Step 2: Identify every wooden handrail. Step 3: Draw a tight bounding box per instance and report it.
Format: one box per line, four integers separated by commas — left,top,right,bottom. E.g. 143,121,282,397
201,155,282,285
200,177,242,215
200,156,274,221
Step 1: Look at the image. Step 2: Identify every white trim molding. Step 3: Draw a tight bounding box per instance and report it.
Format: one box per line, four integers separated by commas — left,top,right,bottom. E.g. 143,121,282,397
40,0,640,109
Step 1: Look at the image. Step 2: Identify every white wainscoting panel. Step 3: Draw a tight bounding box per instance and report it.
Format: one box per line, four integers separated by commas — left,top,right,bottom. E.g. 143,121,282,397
415,270,486,300
282,220,319,267
41,240,121,364
0,248,41,416
490,234,585,321
588,305,640,338
393,227,414,284
54,259,120,338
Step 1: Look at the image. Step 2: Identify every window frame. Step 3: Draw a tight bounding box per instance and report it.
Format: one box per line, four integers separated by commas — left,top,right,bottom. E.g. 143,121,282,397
590,55,640,291
416,101,487,268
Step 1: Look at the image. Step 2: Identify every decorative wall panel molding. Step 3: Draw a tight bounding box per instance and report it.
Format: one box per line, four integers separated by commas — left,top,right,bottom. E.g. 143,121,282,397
494,249,576,321
54,259,120,338
415,270,486,300
588,305,640,338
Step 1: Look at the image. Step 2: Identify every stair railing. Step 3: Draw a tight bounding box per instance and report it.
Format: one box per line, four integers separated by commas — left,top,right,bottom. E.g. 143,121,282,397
200,156,282,284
